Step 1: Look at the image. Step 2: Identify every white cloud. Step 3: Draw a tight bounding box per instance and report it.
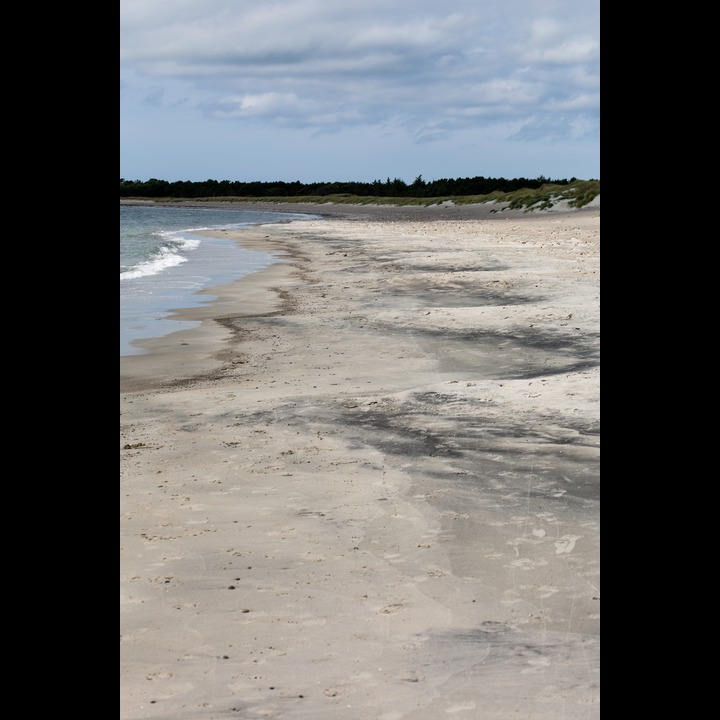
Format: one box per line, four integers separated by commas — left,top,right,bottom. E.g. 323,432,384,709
543,92,599,112
527,37,599,64
217,92,305,118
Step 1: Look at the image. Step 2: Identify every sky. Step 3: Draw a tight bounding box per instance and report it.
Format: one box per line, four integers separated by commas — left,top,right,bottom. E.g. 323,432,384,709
120,0,599,185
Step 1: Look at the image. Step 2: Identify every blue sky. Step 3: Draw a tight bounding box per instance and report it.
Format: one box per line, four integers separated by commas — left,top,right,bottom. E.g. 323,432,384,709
120,0,599,184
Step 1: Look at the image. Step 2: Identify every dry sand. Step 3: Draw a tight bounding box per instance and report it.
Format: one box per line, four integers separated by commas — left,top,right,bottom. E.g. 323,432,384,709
120,201,600,719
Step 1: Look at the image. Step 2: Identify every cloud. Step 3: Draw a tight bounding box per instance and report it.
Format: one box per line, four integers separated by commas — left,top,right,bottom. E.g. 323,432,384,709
120,0,600,180
212,92,307,119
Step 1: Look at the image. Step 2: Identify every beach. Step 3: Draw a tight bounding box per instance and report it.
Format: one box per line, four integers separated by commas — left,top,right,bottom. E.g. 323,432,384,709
120,201,600,719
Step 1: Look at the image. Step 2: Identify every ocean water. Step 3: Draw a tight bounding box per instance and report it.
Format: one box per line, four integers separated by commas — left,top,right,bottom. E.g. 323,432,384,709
120,204,319,356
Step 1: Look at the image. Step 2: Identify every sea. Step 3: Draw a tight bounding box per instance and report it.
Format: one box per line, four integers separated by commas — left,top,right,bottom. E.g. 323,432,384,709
120,204,320,356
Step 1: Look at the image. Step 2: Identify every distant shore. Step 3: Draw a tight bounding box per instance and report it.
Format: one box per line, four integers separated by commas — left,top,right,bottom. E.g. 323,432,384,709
120,204,600,719
119,195,599,223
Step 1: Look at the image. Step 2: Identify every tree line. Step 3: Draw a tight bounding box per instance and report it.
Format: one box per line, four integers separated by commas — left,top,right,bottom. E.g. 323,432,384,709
119,175,580,199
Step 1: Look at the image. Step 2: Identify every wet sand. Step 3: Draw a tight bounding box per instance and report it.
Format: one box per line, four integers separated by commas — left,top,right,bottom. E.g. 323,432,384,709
120,201,600,719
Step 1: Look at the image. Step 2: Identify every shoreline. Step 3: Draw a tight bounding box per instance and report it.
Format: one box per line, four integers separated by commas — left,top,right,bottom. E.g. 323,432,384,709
120,205,600,718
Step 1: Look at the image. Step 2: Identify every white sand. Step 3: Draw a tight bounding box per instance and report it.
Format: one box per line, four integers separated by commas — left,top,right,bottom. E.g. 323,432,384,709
120,205,600,719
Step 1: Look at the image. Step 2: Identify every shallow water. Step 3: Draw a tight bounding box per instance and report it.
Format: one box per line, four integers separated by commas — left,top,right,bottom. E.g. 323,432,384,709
120,205,318,356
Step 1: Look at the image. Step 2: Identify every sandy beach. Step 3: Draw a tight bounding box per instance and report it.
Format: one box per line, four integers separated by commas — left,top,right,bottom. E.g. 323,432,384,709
120,201,600,719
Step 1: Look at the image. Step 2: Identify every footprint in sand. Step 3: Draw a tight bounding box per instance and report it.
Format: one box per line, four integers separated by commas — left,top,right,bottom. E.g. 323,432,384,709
380,603,405,614
554,535,580,554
